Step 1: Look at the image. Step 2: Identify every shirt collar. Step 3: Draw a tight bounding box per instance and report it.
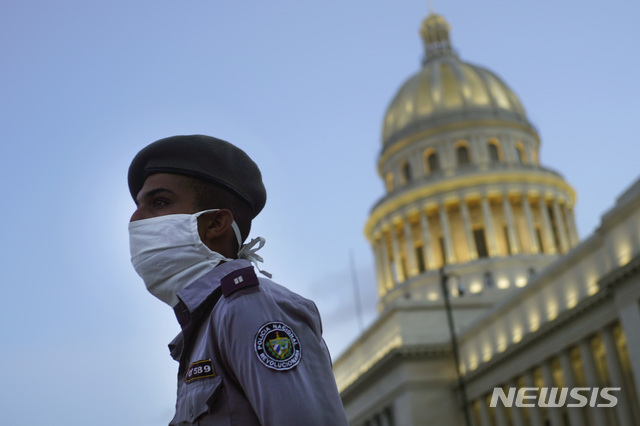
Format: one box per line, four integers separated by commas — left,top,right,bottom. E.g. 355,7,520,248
174,258,252,320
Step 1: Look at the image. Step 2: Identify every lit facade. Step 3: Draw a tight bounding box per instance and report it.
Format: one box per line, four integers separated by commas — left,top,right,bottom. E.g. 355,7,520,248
333,12,640,426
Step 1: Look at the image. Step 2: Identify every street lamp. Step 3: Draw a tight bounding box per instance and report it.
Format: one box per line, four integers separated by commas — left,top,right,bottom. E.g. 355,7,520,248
439,267,473,426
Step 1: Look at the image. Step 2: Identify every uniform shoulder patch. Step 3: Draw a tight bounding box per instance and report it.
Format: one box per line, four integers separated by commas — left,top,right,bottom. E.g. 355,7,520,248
254,321,302,371
220,266,259,298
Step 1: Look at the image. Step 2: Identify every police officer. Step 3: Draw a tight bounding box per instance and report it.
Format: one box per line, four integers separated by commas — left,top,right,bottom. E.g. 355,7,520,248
127,135,349,425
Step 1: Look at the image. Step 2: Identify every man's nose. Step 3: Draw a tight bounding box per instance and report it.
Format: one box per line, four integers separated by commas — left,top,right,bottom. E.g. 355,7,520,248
130,208,145,222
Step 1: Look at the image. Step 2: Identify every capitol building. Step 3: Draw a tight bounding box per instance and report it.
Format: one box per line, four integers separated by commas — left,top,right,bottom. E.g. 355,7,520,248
333,11,640,426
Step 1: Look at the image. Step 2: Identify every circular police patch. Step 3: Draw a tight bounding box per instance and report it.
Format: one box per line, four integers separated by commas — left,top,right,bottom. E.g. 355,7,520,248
254,321,302,371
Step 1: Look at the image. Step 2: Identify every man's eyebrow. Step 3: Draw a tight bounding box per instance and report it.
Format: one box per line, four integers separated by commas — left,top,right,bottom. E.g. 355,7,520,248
135,187,177,205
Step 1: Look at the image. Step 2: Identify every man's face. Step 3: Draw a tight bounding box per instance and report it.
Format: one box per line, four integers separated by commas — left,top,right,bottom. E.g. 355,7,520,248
130,173,198,222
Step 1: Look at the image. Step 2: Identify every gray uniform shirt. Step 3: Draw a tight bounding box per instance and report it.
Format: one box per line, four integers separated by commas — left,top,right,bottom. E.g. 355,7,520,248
167,259,349,425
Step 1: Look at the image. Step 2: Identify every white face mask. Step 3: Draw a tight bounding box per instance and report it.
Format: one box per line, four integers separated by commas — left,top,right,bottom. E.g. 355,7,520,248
128,209,242,307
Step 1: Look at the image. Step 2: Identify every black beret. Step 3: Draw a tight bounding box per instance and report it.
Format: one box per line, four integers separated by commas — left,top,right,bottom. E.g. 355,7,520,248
128,135,266,217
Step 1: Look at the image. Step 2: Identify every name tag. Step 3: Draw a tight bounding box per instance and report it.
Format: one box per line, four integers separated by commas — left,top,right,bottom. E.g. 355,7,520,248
185,359,216,383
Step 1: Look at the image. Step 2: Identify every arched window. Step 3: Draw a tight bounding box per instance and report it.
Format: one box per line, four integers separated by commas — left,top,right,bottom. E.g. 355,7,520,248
401,161,411,183
456,145,470,166
426,152,440,173
488,142,500,163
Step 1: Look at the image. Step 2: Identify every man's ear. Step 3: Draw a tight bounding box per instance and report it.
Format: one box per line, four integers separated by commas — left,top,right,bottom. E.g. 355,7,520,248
197,209,235,243
197,209,239,258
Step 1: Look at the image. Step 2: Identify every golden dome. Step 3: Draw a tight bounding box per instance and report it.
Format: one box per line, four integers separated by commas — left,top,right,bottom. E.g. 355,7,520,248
382,14,530,145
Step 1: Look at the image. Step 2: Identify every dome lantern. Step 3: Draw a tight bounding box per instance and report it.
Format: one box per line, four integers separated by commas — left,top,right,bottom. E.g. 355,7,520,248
420,13,455,63
382,12,533,148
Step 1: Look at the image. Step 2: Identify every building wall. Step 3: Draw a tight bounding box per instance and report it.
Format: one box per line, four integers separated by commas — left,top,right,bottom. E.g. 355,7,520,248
343,353,464,426
336,178,640,425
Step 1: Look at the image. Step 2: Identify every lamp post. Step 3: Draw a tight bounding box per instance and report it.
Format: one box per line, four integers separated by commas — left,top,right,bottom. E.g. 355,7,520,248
440,267,473,426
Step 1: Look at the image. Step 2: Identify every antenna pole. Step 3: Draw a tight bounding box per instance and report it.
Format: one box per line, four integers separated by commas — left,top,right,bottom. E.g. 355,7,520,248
427,0,435,14
349,249,365,332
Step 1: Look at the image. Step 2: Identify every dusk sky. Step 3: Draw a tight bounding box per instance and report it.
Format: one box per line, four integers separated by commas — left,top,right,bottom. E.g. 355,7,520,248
1,1,639,424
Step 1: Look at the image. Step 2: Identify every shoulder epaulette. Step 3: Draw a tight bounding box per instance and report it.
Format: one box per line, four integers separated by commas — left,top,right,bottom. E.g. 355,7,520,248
220,266,259,298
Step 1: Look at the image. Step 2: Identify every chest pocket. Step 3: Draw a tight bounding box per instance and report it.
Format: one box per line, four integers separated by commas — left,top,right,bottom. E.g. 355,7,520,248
169,376,226,425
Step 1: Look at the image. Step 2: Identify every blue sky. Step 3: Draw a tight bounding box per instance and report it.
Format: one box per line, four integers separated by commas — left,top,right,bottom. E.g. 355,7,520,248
1,0,639,424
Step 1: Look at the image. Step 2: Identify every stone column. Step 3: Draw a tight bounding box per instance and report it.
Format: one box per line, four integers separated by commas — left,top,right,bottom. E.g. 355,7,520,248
552,199,570,254
388,222,404,283
579,339,608,426
508,379,526,426
381,232,398,290
540,362,564,426
522,195,540,254
523,372,544,426
379,228,395,290
419,210,436,270
460,199,477,260
618,302,640,406
563,204,580,247
494,395,509,426
601,327,635,426
539,197,557,255
379,410,391,426
559,351,585,426
476,397,492,426
373,237,385,296
439,204,457,264
403,217,417,277
503,195,520,254
481,197,499,256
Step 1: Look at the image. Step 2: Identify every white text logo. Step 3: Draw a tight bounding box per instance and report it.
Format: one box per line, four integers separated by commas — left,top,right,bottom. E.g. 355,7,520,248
489,387,620,408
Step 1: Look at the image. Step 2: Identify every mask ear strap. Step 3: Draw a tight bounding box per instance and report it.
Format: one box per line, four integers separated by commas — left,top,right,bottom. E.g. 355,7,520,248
230,221,243,248
197,209,268,277
238,237,272,278
196,209,243,249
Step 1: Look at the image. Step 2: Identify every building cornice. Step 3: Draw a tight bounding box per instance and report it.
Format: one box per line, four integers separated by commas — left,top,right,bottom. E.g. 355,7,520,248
339,343,450,402
365,170,576,240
